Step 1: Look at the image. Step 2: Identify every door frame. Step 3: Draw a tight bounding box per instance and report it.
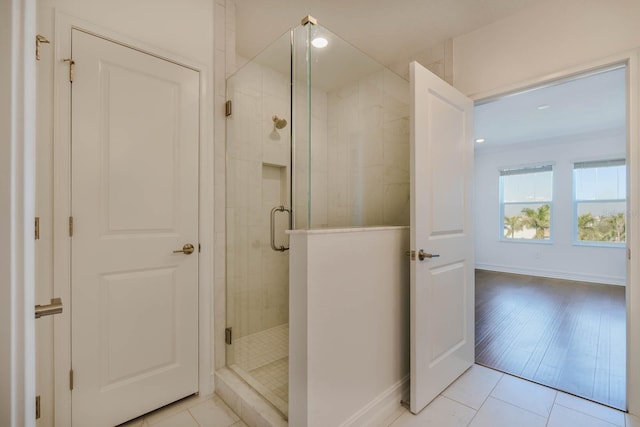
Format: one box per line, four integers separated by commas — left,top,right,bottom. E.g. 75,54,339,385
52,12,214,426
0,1,36,426
469,49,640,415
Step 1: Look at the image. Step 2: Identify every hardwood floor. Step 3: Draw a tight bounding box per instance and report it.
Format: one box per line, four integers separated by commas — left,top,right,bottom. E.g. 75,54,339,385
475,269,626,409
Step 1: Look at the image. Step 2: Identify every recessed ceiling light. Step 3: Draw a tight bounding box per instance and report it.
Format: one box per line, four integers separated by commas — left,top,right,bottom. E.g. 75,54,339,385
537,104,551,110
311,37,328,48
475,138,486,144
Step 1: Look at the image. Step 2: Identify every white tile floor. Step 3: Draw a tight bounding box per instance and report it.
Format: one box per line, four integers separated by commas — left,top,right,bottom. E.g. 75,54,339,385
120,364,640,427
388,365,639,427
117,394,246,427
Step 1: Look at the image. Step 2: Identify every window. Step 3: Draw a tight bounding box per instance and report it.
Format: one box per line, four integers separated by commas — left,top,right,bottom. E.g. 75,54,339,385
574,159,626,244
500,165,553,241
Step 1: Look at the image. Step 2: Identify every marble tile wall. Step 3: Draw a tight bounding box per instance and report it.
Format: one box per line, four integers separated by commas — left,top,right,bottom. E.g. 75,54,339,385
317,68,410,228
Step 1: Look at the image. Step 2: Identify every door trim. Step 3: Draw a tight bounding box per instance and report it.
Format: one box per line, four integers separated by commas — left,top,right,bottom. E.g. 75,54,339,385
53,12,214,426
469,49,640,415
0,1,36,426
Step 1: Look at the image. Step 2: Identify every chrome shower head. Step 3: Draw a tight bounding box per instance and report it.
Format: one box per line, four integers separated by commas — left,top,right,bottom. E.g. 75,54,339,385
272,115,288,129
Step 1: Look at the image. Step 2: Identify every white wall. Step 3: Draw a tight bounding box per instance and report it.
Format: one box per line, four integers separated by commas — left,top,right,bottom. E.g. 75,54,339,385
454,0,640,97
453,1,640,415
475,130,626,284
35,2,215,426
289,227,409,427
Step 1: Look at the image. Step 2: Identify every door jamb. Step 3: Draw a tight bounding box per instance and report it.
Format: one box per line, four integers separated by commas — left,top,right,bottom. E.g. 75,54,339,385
53,12,214,426
469,50,639,416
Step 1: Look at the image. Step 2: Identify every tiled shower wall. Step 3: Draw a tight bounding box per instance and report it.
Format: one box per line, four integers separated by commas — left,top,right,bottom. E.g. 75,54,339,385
309,69,410,228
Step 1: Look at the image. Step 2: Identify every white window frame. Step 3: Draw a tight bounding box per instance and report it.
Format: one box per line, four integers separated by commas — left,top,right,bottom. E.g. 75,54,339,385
499,164,554,243
573,158,626,247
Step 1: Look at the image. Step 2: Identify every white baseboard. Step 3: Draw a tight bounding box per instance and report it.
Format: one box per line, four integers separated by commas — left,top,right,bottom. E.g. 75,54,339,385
340,375,409,427
475,263,626,286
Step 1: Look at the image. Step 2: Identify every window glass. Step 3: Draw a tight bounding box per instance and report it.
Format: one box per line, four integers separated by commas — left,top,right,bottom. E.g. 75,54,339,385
574,159,626,244
500,165,553,240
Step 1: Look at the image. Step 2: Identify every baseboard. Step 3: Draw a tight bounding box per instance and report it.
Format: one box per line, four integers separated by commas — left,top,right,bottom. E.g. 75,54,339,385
475,263,626,286
340,375,409,427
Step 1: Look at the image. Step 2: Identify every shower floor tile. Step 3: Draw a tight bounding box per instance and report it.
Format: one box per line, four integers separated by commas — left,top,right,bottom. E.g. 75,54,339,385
233,324,288,371
229,323,289,416
249,357,289,403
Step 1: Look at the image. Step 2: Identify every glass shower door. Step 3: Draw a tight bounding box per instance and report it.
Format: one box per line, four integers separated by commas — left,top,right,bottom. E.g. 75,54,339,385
225,31,291,417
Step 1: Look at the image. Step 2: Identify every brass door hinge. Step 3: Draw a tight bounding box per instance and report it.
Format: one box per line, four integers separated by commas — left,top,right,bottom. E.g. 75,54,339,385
35,217,40,240
68,216,74,237
36,35,50,60
63,58,75,82
35,395,41,419
225,100,232,117
69,369,74,390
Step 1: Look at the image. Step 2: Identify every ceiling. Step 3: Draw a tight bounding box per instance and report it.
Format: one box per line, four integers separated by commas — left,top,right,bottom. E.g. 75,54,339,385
474,66,627,148
234,0,539,76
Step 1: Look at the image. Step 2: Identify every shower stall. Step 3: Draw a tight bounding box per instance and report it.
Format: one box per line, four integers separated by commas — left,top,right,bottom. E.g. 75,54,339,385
225,17,410,419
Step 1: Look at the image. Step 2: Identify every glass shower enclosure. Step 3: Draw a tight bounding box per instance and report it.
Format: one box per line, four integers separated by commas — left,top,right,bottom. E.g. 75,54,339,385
225,18,410,418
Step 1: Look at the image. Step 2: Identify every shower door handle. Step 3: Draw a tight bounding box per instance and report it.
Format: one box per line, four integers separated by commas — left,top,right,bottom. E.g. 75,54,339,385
270,205,290,252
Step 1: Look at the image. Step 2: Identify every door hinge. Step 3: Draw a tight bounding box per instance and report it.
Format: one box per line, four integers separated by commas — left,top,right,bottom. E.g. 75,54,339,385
225,100,232,117
35,395,41,419
629,248,631,260
35,217,40,240
69,369,74,390
198,243,201,253
63,58,75,82
225,327,232,345
36,35,50,61
68,216,74,237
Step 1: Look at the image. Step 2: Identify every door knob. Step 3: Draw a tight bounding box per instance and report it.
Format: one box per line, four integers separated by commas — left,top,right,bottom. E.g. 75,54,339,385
173,243,195,255
418,249,440,261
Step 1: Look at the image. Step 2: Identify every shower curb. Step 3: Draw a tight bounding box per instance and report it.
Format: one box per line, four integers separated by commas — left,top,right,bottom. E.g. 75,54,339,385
215,367,288,427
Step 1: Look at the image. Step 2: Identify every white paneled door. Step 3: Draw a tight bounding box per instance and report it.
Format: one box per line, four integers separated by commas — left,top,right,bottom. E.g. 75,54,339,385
70,30,199,427
409,61,475,414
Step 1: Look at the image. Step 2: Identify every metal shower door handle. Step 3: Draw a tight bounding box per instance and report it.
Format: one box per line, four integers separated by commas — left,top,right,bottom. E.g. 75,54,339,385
270,205,290,252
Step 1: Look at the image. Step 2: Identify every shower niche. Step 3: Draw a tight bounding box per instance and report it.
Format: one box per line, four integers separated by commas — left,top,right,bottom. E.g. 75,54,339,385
225,17,410,420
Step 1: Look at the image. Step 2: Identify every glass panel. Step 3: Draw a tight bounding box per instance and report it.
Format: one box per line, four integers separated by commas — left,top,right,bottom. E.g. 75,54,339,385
292,24,310,229
502,169,553,203
575,163,626,200
225,29,291,417
296,24,410,228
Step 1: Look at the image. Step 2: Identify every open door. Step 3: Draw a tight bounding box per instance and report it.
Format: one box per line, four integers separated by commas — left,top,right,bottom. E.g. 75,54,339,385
409,61,474,414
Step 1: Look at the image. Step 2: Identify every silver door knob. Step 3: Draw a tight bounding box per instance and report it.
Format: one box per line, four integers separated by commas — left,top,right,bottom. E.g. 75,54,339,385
418,249,440,261
173,243,195,255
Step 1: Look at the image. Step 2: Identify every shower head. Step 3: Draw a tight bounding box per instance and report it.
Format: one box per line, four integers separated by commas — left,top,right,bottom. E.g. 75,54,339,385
272,115,288,129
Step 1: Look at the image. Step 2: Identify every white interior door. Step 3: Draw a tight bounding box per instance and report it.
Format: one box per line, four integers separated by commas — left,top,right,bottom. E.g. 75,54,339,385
409,61,474,414
70,29,199,427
